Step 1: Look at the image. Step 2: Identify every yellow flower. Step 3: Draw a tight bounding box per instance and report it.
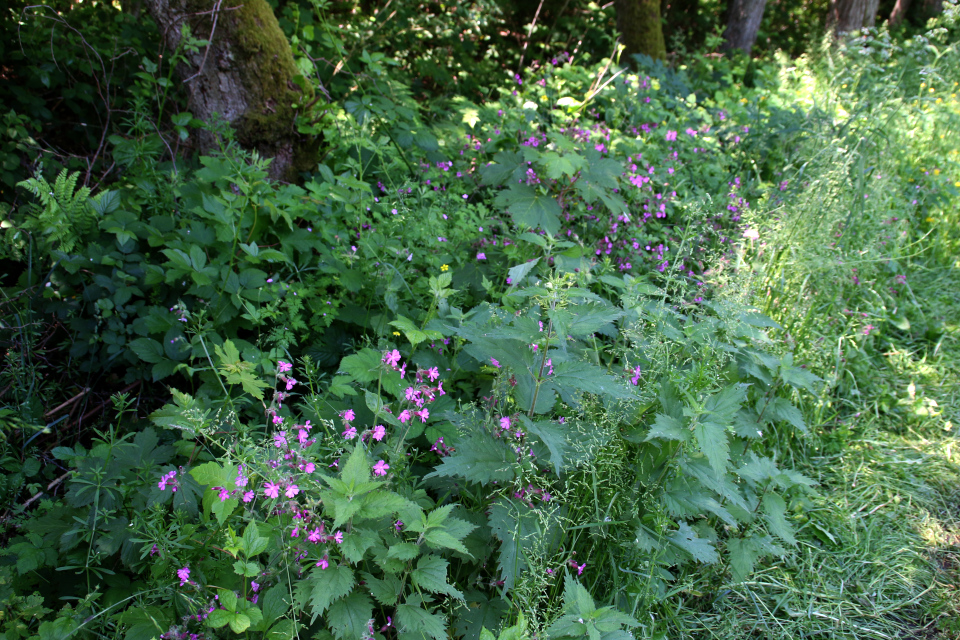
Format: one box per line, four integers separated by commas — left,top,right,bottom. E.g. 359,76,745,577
955,181,960,187
392,331,401,336
934,169,940,175
440,264,449,272
926,217,936,222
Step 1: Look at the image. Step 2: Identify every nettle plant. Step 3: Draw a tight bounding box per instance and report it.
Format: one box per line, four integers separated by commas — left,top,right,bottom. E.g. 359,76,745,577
393,254,823,624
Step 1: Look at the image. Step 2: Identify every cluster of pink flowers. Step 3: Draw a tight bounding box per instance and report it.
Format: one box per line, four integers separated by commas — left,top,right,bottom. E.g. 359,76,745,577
158,468,182,492
513,483,553,507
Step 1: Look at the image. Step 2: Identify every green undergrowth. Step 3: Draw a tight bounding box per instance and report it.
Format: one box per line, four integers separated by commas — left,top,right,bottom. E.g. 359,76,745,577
2,3,960,640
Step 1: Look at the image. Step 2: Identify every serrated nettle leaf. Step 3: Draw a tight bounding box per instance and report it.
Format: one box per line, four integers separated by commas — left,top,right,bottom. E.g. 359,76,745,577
338,348,383,383
507,258,540,288
761,492,797,545
396,603,448,640
646,413,686,442
363,571,404,606
307,564,355,615
494,185,562,235
424,432,516,485
328,592,372,640
520,416,570,475
412,555,464,600
668,522,719,564
693,420,730,474
756,397,808,433
563,574,597,616
340,445,370,490
387,542,421,561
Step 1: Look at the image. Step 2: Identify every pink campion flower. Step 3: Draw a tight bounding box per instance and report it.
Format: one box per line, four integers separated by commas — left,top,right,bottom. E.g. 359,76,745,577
285,378,297,391
477,252,486,260
291,527,300,538
490,358,501,368
234,472,248,488
277,361,293,373
416,408,429,423
272,414,284,425
577,562,586,576
399,362,407,378
264,482,280,499
500,416,511,430
437,381,445,396
251,581,260,593
342,409,356,422
304,462,316,474
298,428,309,445
308,528,322,543
405,387,419,402
665,130,677,141
373,460,390,476
285,484,300,498
372,425,387,441
426,367,439,382
334,531,344,544
273,432,287,448
631,366,642,386
398,410,412,424
217,488,230,502
177,566,190,586
383,349,401,368
317,556,329,569
242,491,255,503
342,426,358,440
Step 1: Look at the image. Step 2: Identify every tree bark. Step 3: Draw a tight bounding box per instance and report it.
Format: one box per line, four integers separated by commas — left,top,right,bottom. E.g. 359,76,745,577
828,0,869,33
143,0,316,182
864,0,880,26
615,0,666,63
720,0,768,54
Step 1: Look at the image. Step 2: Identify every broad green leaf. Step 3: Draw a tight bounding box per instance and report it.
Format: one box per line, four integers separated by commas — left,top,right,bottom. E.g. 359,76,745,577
693,420,729,473
762,492,796,545
494,185,562,235
424,432,515,485
646,414,686,442
521,417,570,475
340,445,370,490
396,604,447,640
507,258,540,288
307,564,355,615
411,555,464,600
362,572,403,606
668,522,719,564
727,536,762,582
327,592,372,639
338,348,382,383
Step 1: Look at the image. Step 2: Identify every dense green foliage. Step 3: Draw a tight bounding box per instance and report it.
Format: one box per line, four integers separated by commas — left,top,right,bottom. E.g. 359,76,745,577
2,0,960,639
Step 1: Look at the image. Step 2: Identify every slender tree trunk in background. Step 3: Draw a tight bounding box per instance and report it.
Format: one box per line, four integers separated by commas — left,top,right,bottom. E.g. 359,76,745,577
143,0,316,182
720,0,768,55
615,0,666,63
864,0,880,26
888,0,912,25
828,0,869,33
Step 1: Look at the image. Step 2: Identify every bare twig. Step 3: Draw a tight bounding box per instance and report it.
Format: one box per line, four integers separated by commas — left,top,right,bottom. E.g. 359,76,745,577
44,387,91,418
21,471,71,510
517,0,546,74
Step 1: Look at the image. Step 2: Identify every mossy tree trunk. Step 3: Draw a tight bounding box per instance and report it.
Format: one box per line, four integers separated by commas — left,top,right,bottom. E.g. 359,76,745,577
720,0,768,54
143,0,315,181
615,0,666,63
